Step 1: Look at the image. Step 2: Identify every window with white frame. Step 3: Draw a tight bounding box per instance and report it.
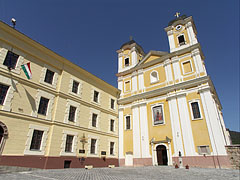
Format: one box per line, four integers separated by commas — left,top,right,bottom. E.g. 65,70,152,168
110,142,114,155
178,34,186,46
0,48,24,74
39,65,59,89
60,130,77,156
152,104,164,125
30,130,43,151
182,60,193,74
124,57,130,67
24,125,49,155
93,90,99,103
125,115,131,130
110,98,115,109
33,90,55,120
197,145,210,155
68,106,77,122
72,80,79,94
0,83,9,105
0,75,18,111
92,113,98,127
37,97,49,116
110,119,115,132
189,100,202,120
44,69,55,84
150,71,159,84
124,81,131,92
65,135,74,152
3,51,19,70
64,99,80,125
90,138,97,154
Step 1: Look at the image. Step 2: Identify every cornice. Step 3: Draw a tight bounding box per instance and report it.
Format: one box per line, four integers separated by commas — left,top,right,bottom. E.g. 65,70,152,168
118,76,210,105
0,110,118,138
116,43,202,77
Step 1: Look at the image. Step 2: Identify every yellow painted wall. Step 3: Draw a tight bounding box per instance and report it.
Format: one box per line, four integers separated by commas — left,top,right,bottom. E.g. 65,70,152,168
123,107,133,154
186,92,213,152
147,100,175,155
144,66,166,89
173,28,190,47
144,56,160,64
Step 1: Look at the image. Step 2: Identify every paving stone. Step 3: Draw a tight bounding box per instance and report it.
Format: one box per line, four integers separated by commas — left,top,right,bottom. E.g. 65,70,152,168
0,166,239,180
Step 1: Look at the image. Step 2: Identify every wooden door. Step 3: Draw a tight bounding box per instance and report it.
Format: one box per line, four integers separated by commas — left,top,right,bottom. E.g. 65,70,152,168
156,145,168,165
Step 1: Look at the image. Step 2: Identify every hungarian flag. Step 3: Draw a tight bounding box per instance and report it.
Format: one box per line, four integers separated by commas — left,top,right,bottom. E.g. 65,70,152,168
21,62,32,79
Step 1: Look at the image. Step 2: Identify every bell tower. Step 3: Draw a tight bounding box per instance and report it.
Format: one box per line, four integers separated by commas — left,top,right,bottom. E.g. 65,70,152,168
116,39,145,73
165,13,198,53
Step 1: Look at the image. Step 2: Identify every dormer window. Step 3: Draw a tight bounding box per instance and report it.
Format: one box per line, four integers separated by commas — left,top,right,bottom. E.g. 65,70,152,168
124,58,129,67
178,35,186,46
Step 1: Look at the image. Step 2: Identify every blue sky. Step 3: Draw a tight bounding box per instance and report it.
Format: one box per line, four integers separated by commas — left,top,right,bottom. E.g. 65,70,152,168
0,0,239,131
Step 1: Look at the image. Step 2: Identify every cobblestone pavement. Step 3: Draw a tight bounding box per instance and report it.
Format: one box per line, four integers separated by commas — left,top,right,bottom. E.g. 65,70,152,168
0,166,239,180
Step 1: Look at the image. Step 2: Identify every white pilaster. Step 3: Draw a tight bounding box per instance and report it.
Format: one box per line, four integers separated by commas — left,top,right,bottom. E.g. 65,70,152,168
132,72,138,93
164,59,173,84
168,97,184,156
172,56,182,82
177,95,196,156
118,109,124,159
138,69,144,91
167,30,176,53
199,89,227,155
131,48,138,66
192,49,206,74
186,21,198,45
139,103,150,158
118,55,123,73
132,105,141,158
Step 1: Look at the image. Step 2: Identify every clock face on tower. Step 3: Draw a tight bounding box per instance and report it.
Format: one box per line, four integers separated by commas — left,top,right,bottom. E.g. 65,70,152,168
175,25,182,31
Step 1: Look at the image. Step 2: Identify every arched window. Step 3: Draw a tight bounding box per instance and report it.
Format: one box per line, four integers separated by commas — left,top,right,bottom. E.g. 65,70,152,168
150,71,159,84
0,122,8,154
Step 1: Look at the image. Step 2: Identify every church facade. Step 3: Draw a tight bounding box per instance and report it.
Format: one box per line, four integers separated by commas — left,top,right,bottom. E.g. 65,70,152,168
117,15,231,168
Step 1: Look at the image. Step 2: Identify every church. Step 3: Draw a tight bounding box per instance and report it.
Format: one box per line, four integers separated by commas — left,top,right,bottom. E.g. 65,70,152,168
0,14,232,169
116,14,231,168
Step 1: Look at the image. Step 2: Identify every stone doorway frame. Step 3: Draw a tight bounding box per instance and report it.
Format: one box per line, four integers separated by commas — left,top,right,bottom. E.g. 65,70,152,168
150,136,172,166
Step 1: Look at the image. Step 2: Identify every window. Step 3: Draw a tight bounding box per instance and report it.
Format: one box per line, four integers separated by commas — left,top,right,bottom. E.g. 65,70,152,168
92,113,97,127
182,61,192,74
125,81,130,92
72,80,79,94
126,116,131,130
111,99,115,109
178,35,186,46
37,97,49,115
0,84,9,105
110,142,114,155
3,51,19,69
150,71,159,84
68,106,76,122
124,58,129,66
152,105,164,125
191,102,201,119
90,138,97,154
197,145,210,155
65,135,74,152
110,119,114,132
30,130,43,150
93,90,99,103
44,69,54,84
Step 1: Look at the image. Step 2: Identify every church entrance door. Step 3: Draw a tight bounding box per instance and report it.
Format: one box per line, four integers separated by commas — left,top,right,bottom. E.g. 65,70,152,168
156,145,168,165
